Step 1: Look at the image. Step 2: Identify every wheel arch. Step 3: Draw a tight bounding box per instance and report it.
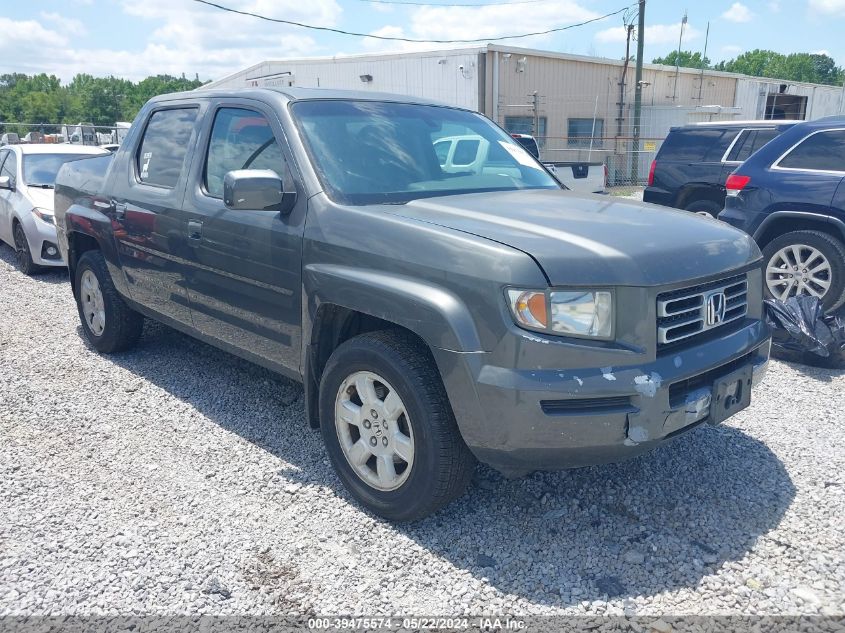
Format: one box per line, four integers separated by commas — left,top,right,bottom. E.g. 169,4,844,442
677,183,724,209
301,264,484,429
753,211,845,249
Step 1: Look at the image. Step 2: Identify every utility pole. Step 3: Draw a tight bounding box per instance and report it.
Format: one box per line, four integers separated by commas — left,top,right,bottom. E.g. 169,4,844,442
532,91,540,137
616,22,635,139
697,21,710,101
632,0,645,185
672,10,687,101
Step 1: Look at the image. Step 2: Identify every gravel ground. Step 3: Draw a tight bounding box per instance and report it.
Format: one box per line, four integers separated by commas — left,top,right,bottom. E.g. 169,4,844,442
1,242,843,618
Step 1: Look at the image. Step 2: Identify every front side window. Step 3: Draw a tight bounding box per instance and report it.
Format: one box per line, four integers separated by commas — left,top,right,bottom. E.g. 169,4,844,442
1,151,17,181
23,154,103,188
778,129,845,172
204,107,286,198
726,129,780,163
292,100,558,205
137,108,198,188
568,118,604,149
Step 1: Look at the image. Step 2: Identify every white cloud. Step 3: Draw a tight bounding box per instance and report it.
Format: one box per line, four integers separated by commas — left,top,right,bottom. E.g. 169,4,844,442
362,0,598,52
0,0,343,82
39,11,87,37
595,22,700,45
814,48,832,56
721,2,754,22
768,1,781,12
809,0,845,14
721,44,743,56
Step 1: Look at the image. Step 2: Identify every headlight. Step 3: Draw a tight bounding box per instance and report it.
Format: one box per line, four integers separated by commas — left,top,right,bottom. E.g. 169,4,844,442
31,208,54,225
507,288,613,339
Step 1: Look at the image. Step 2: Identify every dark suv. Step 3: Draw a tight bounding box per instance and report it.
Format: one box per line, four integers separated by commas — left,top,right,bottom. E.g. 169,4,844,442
644,121,795,216
719,116,845,312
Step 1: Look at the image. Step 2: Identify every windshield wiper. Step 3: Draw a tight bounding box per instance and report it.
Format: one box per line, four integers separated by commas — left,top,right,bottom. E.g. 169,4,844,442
28,183,54,189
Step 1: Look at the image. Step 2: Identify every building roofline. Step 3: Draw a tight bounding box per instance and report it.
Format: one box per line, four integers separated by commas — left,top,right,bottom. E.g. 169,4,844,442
204,43,845,92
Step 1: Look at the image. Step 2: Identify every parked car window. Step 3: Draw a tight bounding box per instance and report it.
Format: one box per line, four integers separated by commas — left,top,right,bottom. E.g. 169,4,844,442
0,150,8,176
1,151,17,182
137,108,198,188
293,100,558,205
23,154,103,188
204,108,286,199
658,128,726,162
778,129,845,172
452,139,480,166
726,129,779,163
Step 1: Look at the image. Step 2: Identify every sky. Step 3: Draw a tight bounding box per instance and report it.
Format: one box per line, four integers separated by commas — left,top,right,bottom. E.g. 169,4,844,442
2,0,844,83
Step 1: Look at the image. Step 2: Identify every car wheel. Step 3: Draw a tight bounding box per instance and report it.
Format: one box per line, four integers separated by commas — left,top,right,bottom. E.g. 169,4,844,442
13,221,40,275
761,230,845,312
74,250,144,353
319,330,476,521
684,199,722,217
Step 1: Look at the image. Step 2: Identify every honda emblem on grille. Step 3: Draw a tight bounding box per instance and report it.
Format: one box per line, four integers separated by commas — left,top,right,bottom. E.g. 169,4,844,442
705,291,727,327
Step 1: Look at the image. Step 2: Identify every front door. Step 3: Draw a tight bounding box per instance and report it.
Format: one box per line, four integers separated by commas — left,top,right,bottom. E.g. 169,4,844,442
0,149,17,245
181,102,305,373
107,105,203,327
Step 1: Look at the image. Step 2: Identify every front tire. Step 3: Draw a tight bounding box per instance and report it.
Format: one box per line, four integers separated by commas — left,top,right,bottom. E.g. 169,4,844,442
74,251,144,353
761,230,845,312
13,222,40,276
319,330,476,521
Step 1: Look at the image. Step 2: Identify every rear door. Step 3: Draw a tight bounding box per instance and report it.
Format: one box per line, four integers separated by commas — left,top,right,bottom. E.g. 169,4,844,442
0,149,12,244
771,128,845,216
107,103,204,326
181,100,305,373
650,127,732,207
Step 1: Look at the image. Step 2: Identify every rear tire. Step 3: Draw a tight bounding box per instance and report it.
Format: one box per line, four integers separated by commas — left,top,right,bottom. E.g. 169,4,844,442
74,251,144,353
684,199,722,217
13,222,40,276
761,230,845,312
319,330,476,521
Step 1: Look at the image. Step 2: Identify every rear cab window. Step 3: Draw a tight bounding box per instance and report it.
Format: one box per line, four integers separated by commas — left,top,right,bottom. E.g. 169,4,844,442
775,129,845,172
137,108,198,188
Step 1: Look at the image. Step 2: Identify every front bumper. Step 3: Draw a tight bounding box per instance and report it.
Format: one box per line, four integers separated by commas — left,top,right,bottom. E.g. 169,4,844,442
20,214,64,267
433,320,770,476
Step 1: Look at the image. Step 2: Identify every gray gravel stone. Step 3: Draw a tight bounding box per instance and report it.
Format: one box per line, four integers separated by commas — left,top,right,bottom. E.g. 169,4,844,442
0,243,844,616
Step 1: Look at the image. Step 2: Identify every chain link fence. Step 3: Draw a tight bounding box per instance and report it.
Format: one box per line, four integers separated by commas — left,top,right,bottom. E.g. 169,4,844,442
0,122,129,146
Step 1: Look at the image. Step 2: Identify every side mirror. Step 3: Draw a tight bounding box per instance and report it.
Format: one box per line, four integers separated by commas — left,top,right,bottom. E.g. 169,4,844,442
223,169,295,213
0,176,12,190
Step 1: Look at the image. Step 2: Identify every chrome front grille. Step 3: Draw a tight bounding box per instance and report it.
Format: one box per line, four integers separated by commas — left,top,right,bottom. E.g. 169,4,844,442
657,274,748,348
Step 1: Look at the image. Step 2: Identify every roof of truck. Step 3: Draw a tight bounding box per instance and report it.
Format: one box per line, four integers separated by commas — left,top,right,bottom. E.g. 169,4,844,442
152,86,454,108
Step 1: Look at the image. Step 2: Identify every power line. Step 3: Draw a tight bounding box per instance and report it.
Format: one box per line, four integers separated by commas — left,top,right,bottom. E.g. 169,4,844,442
356,0,550,6
191,0,635,44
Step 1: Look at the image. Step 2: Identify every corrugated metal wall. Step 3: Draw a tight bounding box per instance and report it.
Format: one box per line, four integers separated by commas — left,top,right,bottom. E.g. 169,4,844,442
203,50,482,110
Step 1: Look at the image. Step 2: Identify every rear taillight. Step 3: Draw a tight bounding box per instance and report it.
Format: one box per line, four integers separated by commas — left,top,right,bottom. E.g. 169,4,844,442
647,160,656,186
725,174,751,197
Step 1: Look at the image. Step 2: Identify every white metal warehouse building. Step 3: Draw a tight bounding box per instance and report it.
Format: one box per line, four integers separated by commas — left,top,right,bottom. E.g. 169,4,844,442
203,44,845,184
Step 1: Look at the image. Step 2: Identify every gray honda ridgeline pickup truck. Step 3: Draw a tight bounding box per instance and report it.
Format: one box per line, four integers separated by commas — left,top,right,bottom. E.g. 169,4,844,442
54,88,770,521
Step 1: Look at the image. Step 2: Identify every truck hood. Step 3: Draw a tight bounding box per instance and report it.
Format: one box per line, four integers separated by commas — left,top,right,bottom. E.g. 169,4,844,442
387,189,760,286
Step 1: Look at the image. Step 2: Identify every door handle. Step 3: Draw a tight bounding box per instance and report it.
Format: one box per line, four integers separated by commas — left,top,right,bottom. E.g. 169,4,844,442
187,220,203,242
112,201,127,219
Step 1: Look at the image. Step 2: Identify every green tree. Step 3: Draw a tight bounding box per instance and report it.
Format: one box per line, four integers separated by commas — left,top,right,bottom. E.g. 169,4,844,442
652,50,711,69
715,49,844,85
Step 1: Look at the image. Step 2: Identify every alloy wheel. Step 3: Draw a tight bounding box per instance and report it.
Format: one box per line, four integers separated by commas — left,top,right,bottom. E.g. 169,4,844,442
765,244,832,301
80,269,106,336
334,370,415,492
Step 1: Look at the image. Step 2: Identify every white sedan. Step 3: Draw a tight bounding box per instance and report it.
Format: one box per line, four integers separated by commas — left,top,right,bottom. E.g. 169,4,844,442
0,144,109,274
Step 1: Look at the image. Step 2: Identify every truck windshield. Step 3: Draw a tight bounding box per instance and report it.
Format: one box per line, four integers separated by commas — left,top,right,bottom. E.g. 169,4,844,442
291,100,559,205
23,154,100,188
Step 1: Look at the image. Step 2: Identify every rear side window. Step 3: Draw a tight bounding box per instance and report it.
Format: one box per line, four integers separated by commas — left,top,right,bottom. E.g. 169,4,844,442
726,128,780,162
777,129,845,172
452,139,480,166
203,107,286,199
137,108,198,188
658,128,727,162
